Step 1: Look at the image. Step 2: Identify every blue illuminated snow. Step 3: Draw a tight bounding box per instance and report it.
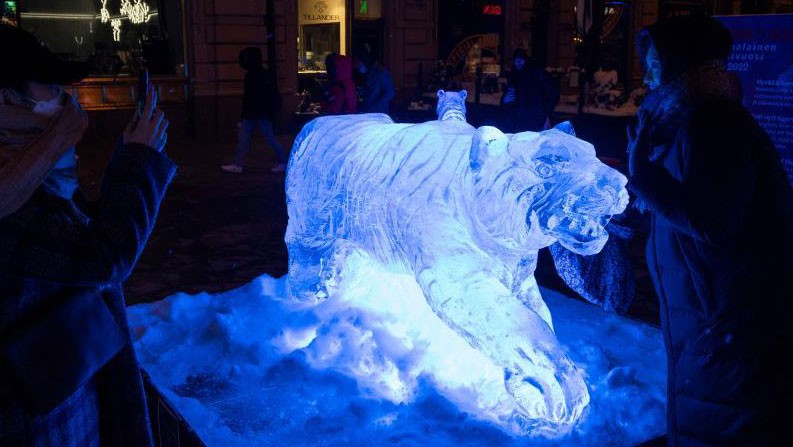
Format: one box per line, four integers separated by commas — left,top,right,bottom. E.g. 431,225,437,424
129,276,666,447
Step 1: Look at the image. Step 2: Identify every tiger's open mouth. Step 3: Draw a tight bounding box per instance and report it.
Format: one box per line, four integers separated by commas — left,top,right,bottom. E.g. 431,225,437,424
548,214,611,241
544,213,612,255
534,185,627,255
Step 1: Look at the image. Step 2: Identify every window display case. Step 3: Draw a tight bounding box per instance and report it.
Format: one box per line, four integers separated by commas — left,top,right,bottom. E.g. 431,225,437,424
17,0,187,110
298,22,341,72
297,0,346,74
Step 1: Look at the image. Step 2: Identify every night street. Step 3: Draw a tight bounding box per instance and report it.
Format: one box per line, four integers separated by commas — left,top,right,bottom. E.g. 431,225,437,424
77,110,661,325
6,1,792,444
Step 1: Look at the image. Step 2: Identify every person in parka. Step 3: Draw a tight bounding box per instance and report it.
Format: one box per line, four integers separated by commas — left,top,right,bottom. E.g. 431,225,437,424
0,24,174,446
500,48,559,133
628,14,793,446
320,53,357,115
355,52,395,115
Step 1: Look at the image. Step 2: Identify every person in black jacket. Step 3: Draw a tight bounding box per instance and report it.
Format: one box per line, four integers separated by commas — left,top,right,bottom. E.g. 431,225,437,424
628,14,793,446
500,48,559,133
222,47,286,174
0,23,173,446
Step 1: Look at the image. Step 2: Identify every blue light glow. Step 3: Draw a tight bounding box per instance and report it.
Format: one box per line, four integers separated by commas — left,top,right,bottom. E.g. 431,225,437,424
129,275,666,447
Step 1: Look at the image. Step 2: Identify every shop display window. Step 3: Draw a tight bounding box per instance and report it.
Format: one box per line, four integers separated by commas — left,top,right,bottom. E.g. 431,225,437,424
297,0,346,74
17,0,184,77
299,22,340,72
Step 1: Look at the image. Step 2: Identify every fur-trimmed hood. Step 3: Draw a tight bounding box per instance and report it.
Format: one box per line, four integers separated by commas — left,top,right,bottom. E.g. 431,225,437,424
639,63,743,144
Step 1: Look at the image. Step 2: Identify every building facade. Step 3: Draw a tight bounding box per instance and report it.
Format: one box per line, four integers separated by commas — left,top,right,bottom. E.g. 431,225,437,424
12,0,792,136
183,0,663,135
186,0,439,136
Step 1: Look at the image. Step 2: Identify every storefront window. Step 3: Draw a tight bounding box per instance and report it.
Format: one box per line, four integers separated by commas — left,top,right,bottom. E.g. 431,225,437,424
2,1,19,26
438,0,505,74
17,0,184,77
298,0,347,73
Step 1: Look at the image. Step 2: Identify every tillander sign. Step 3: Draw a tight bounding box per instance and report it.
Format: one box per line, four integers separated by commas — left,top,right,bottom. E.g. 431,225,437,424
303,0,341,22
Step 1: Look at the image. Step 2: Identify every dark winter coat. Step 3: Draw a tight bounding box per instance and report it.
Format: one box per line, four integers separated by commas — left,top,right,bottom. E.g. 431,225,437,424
359,64,395,115
241,66,281,121
0,143,176,446
629,50,793,447
500,61,559,132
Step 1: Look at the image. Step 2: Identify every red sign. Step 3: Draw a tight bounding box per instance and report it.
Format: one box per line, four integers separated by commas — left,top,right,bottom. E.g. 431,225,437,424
482,5,502,15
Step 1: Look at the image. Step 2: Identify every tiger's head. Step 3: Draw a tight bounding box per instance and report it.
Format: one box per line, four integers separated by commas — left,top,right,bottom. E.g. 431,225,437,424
469,123,629,255
436,89,468,122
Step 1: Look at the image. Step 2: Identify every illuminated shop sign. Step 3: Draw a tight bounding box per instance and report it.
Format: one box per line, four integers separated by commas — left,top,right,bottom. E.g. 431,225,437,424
300,0,343,22
482,5,502,15
302,14,341,21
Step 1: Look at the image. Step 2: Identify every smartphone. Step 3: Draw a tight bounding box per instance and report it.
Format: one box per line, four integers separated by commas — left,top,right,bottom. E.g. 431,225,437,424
137,68,149,117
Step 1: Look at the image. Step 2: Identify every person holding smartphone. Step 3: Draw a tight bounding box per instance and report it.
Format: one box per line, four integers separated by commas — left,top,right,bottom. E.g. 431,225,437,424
0,24,174,446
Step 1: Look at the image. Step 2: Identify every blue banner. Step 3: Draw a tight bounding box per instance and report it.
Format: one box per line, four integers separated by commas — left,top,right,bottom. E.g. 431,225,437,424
717,14,793,188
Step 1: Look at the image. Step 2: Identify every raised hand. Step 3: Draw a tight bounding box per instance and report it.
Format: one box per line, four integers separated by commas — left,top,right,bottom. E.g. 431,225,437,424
626,111,652,177
123,83,169,152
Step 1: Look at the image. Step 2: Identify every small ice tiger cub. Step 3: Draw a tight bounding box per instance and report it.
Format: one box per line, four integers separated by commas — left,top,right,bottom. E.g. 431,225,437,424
436,89,468,122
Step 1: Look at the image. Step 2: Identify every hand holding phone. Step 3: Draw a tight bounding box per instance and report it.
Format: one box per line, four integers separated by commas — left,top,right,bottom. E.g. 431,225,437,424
125,77,168,153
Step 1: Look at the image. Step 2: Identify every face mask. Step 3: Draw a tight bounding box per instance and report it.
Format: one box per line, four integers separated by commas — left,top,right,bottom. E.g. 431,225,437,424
29,86,64,117
43,147,79,200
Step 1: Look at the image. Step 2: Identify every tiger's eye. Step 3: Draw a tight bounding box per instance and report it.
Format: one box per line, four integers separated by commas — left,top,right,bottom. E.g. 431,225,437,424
536,163,555,178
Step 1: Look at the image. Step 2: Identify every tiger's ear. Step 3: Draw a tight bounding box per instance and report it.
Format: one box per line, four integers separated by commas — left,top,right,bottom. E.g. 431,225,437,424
437,89,446,99
470,126,508,173
460,90,468,100
547,120,576,136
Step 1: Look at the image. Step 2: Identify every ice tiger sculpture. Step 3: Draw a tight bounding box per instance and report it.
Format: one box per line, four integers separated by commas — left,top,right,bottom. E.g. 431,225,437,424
285,90,629,435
